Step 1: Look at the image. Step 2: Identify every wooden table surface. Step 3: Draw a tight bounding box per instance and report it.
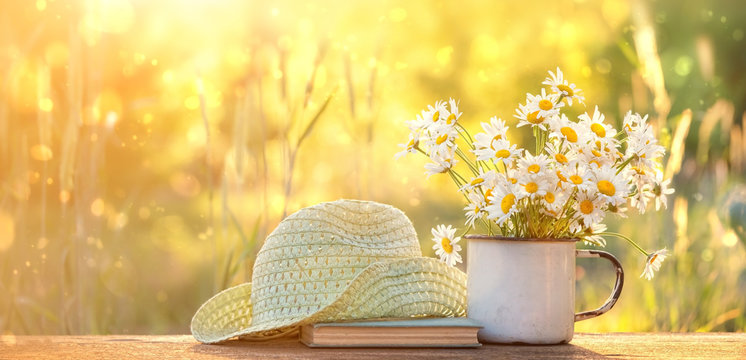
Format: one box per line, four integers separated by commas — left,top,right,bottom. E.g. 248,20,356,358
1,333,744,359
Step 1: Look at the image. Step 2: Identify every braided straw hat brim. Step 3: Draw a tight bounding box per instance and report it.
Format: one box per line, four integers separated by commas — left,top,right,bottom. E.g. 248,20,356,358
191,256,467,343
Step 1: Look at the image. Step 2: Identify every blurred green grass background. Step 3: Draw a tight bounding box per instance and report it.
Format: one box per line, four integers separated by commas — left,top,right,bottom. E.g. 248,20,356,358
0,0,744,335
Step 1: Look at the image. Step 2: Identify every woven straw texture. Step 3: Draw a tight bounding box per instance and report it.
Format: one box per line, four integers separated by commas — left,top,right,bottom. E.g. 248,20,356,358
191,200,467,344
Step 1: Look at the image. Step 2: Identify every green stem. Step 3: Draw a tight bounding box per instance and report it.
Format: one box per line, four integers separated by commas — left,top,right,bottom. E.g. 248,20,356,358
615,156,635,175
456,123,476,150
455,148,479,176
600,232,649,256
450,168,469,184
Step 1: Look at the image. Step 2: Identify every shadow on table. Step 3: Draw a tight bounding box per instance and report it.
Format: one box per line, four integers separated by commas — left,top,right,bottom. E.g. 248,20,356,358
190,335,611,360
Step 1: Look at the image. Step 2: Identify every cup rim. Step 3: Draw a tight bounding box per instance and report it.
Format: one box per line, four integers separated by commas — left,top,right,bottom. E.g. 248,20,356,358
464,234,578,243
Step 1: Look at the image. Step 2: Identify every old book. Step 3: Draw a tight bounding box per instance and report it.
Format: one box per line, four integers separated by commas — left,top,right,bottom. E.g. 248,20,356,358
300,317,482,348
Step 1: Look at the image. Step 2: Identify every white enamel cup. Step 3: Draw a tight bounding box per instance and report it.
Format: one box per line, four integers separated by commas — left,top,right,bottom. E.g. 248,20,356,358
465,235,624,344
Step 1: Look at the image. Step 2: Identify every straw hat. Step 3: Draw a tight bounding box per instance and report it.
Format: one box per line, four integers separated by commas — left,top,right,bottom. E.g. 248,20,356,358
191,199,467,343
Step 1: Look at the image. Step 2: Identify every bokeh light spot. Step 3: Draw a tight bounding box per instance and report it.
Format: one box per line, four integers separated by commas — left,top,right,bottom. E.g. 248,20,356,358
722,230,738,247
674,56,693,76
38,98,53,112
733,29,744,41
170,172,201,197
37,237,49,250
91,198,105,217
30,144,53,161
436,46,453,66
59,190,71,204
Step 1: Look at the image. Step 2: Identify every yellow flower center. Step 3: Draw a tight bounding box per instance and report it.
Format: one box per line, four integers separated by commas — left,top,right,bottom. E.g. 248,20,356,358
470,178,484,186
407,139,416,150
557,84,574,96
496,149,511,158
591,123,606,137
501,193,516,214
447,113,456,124
528,164,540,173
570,175,583,185
490,134,502,149
436,134,449,145
554,153,568,164
545,192,555,204
591,149,602,157
528,111,544,124
561,127,578,142
580,199,594,214
557,171,567,182
484,188,493,204
539,99,553,111
509,177,517,184
474,206,480,214
525,182,538,194
432,111,440,122
441,237,453,254
597,180,616,196
590,160,601,167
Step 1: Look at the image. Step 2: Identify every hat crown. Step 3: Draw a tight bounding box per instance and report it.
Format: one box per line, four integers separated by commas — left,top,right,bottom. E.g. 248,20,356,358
250,200,420,326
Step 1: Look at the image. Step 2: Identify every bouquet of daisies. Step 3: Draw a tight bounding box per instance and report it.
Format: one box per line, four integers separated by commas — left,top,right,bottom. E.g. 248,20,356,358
396,68,673,280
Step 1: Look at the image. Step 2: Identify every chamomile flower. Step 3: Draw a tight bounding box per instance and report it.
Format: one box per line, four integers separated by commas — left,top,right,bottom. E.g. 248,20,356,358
484,182,520,225
652,173,675,211
526,88,562,119
518,153,551,177
564,163,593,192
640,248,669,280
405,112,428,133
424,151,456,177
548,114,583,144
577,140,615,168
624,111,665,169
544,141,575,166
460,169,497,192
579,223,607,247
426,122,458,155
463,191,487,227
474,139,521,165
423,100,448,125
543,67,586,106
610,199,630,217
578,106,618,149
515,102,549,131
541,184,567,215
445,98,462,125
502,166,520,186
473,117,509,151
626,134,665,169
517,173,550,200
592,166,629,206
574,190,605,225
431,224,463,267
394,133,419,159
622,110,647,133
630,182,654,213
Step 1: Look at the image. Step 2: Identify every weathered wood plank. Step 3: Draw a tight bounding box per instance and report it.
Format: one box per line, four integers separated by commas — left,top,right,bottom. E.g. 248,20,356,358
1,333,744,359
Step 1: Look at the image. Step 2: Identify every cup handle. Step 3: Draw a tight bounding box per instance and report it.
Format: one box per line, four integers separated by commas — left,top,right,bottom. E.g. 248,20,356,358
574,249,625,322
